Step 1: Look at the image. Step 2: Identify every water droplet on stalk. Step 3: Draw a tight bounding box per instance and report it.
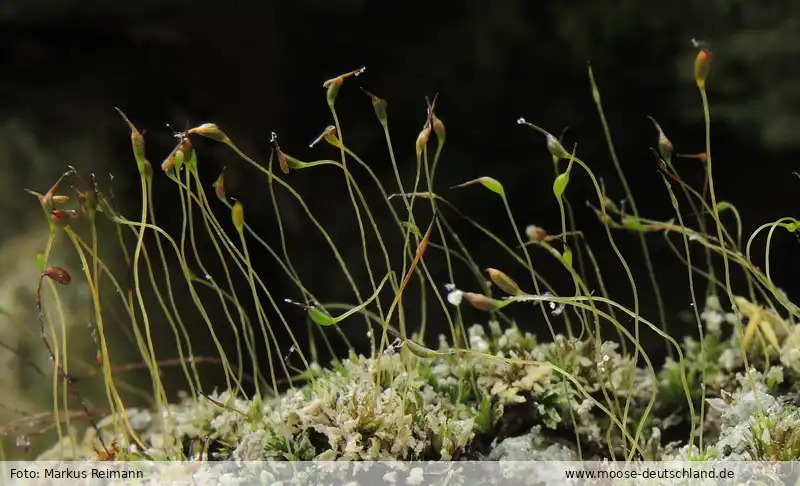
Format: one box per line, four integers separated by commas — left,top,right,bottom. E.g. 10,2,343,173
16,435,30,451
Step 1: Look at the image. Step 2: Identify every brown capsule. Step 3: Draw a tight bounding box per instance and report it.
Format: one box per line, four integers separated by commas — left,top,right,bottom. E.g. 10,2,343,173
267,132,289,175
43,266,72,285
277,150,289,175
463,292,502,312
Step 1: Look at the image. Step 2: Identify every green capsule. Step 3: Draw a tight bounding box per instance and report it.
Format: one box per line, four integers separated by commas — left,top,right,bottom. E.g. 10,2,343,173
35,252,46,272
518,119,571,160
621,215,647,232
326,79,342,107
404,339,439,359
433,115,446,145
372,96,388,124
588,64,602,104
561,246,573,268
114,108,148,176
716,201,732,213
302,272,393,327
361,88,388,124
553,172,569,201
451,177,505,197
308,306,337,327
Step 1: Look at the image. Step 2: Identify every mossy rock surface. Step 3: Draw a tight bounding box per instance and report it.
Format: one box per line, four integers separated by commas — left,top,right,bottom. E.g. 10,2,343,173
38,305,800,462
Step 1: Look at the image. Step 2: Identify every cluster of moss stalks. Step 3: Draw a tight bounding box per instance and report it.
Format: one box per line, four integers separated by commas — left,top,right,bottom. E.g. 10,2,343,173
4,44,800,463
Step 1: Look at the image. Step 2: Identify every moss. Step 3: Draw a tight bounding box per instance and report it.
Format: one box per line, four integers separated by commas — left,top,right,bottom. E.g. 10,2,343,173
37,290,800,462
25,320,671,460
16,49,800,465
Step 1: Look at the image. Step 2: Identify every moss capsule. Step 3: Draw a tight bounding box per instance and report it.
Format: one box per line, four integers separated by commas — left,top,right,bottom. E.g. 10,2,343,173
694,48,712,90
486,268,522,296
188,123,230,144
232,201,245,233
463,292,502,312
43,266,71,285
213,171,227,203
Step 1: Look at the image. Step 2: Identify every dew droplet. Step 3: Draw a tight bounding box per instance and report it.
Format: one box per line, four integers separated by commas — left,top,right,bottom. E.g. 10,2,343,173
16,435,30,451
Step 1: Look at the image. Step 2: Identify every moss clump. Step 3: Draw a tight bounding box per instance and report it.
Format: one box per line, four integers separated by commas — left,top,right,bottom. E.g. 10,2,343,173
30,321,673,461
37,290,800,463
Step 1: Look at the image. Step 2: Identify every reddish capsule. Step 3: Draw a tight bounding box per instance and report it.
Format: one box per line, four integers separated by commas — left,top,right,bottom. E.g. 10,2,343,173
51,209,78,225
213,172,227,202
322,67,366,107
43,266,72,285
678,152,708,165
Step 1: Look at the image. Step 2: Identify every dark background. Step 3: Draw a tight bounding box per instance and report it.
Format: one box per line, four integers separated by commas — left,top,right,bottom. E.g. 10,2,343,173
2,1,800,398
